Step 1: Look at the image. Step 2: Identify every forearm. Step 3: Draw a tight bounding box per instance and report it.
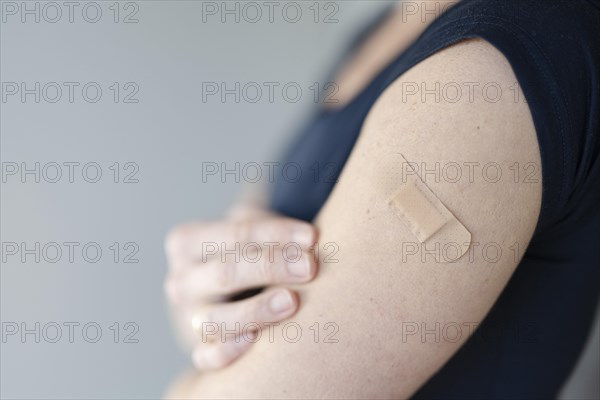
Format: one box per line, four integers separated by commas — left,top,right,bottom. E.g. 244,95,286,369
227,182,271,220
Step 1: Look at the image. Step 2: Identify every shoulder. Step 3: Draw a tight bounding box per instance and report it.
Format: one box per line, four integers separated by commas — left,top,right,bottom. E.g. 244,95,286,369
367,38,532,137
340,38,542,231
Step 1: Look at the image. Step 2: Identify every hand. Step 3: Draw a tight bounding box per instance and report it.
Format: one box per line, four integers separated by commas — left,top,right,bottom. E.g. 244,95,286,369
164,210,318,370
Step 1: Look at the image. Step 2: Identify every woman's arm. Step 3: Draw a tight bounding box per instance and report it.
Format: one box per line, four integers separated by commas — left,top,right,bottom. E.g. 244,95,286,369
169,38,542,399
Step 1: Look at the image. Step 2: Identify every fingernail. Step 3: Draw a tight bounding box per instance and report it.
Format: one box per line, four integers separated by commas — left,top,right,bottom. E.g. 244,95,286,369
293,224,315,247
269,291,294,314
287,255,310,278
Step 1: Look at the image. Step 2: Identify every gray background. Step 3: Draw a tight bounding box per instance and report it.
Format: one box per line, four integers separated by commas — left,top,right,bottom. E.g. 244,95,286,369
0,1,597,399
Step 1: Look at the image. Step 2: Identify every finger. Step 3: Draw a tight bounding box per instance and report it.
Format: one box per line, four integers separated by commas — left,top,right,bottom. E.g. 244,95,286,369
170,249,316,302
191,289,298,339
192,333,256,371
164,218,318,264
164,273,229,307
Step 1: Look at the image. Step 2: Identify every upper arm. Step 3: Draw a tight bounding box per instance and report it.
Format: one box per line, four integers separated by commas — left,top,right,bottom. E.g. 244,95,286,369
181,39,542,399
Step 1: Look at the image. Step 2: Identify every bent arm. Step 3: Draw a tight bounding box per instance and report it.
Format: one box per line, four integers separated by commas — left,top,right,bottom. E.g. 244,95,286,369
169,39,542,399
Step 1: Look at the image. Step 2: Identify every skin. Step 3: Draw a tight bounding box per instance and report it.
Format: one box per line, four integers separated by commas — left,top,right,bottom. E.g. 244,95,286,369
164,208,319,369
326,1,454,109
165,3,543,398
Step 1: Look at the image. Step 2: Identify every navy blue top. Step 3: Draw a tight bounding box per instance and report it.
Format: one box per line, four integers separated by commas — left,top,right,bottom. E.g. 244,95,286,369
270,1,600,398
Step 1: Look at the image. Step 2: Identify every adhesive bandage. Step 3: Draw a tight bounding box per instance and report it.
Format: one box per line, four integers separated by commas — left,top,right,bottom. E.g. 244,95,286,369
389,154,471,262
